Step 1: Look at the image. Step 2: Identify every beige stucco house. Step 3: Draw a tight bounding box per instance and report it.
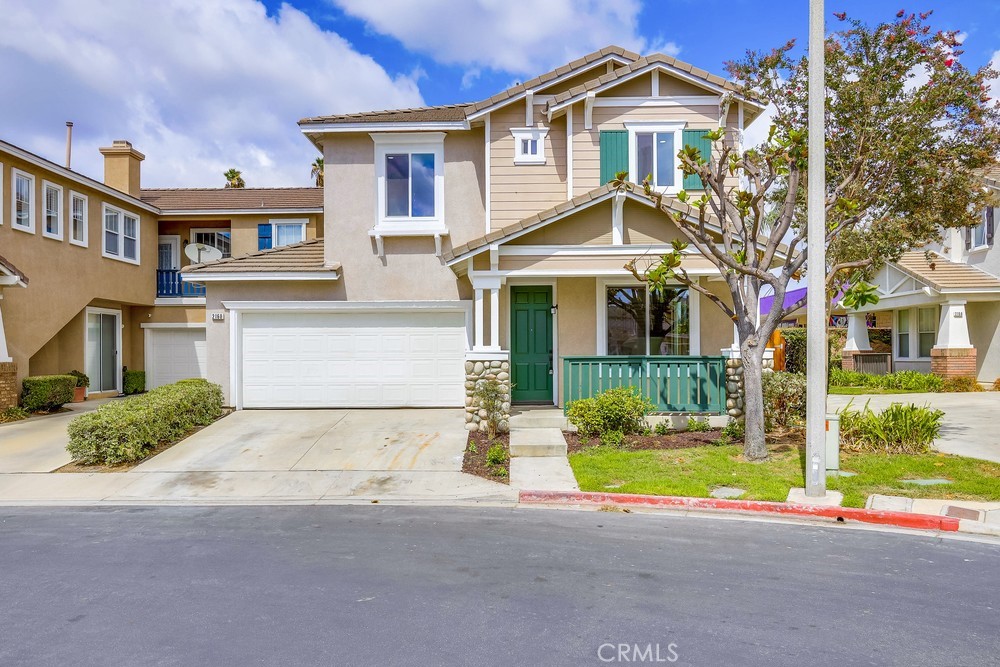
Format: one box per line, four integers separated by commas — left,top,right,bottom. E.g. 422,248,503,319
180,46,768,422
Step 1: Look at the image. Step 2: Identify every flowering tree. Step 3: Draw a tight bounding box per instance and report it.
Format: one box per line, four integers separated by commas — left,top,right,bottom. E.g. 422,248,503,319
620,11,1000,460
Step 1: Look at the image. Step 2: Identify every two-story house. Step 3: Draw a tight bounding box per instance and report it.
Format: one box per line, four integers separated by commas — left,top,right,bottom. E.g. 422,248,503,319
181,46,767,421
0,138,322,409
841,168,1000,382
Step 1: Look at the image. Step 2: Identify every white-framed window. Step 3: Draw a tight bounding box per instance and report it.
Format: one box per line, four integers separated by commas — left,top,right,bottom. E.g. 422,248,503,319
624,121,686,193
192,228,232,257
371,132,446,233
70,191,88,246
896,309,910,358
895,306,938,360
597,279,699,356
510,127,548,165
269,220,306,248
102,203,140,264
12,169,35,233
42,181,63,240
969,207,996,250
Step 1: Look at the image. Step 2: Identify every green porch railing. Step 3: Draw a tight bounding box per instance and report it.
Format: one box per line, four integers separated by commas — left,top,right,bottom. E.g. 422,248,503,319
562,356,727,414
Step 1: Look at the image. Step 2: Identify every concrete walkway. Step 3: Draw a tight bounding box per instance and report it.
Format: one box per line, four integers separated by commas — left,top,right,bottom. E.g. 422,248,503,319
0,399,111,473
828,392,1000,463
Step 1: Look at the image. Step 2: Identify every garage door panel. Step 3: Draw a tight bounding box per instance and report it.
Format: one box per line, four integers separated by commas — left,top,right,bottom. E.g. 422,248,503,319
240,310,467,408
148,329,208,389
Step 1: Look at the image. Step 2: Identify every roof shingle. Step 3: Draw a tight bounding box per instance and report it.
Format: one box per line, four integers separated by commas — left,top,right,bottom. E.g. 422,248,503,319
183,238,339,274
0,253,28,285
895,251,1000,291
140,187,323,211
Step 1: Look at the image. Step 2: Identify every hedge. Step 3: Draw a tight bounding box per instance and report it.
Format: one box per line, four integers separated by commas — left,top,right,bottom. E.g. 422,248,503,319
21,375,76,412
66,378,223,465
123,370,145,395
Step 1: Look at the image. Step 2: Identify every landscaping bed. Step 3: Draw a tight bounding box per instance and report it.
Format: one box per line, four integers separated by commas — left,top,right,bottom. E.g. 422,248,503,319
564,429,724,454
463,432,510,484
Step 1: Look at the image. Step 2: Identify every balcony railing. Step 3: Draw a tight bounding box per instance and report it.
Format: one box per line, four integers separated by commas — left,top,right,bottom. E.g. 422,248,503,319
563,356,727,414
156,269,205,298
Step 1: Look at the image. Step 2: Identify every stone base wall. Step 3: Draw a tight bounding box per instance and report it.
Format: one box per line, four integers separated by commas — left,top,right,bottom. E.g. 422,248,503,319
0,362,18,410
930,347,978,379
464,356,511,433
723,350,774,420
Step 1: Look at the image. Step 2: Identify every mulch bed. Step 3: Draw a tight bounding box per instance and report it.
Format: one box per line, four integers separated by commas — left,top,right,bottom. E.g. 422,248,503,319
56,410,233,473
564,427,806,454
462,432,510,484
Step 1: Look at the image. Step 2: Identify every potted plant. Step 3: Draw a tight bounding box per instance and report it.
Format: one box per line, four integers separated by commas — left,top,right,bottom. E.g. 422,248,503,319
68,370,89,402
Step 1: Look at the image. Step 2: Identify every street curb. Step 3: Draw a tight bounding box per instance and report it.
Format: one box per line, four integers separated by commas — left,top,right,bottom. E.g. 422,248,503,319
518,490,962,532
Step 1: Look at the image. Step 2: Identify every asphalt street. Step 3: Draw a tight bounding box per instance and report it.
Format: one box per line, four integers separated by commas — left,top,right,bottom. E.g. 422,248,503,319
0,506,997,666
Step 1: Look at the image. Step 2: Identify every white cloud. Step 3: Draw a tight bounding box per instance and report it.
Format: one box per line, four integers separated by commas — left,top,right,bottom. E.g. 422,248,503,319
988,50,1000,102
331,0,679,75
0,0,424,187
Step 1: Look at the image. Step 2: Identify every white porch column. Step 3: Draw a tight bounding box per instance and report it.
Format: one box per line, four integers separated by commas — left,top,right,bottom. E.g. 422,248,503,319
0,295,11,362
843,312,872,351
935,300,972,349
489,287,500,351
473,288,485,349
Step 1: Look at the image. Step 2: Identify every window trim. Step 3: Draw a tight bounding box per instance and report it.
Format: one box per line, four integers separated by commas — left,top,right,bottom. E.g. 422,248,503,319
69,191,88,247
624,121,686,194
268,219,307,248
192,227,233,258
595,277,700,356
11,168,35,234
893,306,938,362
41,180,64,241
970,208,995,251
101,203,141,265
510,127,548,165
370,132,446,235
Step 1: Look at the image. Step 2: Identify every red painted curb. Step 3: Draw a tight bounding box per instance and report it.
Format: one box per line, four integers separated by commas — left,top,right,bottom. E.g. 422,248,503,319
518,490,961,532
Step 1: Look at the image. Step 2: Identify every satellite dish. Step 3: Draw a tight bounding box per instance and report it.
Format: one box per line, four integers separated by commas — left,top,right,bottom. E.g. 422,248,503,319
185,243,223,264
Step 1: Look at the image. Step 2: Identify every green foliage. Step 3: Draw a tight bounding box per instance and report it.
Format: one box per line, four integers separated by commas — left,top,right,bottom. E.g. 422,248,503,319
66,379,223,466
838,401,944,455
940,376,984,393
840,281,880,310
686,417,711,432
600,430,625,447
20,375,76,412
566,387,652,438
761,371,807,430
467,440,477,455
485,441,508,468
67,370,89,388
654,421,671,436
472,378,508,439
829,368,944,392
722,419,746,441
223,168,245,188
782,329,808,374
122,370,146,396
0,406,30,423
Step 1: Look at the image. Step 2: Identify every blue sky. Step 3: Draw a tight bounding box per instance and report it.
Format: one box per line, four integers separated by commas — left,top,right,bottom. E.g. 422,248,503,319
1,1,997,188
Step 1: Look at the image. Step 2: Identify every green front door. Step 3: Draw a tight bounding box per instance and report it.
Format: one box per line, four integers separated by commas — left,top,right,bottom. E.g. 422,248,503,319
510,286,553,403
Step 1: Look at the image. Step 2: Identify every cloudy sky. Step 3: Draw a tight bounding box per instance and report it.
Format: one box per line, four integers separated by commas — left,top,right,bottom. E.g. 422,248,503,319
1,0,997,188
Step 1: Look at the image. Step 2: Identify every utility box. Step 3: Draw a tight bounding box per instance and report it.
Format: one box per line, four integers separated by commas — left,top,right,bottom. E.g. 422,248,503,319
825,413,840,472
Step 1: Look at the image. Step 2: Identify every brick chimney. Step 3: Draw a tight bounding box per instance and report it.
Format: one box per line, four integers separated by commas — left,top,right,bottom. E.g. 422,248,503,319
98,140,144,197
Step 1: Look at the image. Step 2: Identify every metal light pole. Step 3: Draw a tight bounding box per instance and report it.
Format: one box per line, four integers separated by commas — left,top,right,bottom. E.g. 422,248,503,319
805,0,827,497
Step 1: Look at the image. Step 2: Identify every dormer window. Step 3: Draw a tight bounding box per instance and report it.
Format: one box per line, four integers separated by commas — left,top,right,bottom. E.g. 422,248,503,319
511,127,548,165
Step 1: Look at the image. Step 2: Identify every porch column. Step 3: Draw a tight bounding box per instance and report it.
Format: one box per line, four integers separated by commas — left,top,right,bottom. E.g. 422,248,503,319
0,294,11,362
474,289,485,349
931,300,977,378
489,287,500,351
0,295,17,409
841,312,871,371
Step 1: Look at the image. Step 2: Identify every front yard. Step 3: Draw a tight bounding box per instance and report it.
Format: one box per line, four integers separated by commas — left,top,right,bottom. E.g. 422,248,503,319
569,440,1000,508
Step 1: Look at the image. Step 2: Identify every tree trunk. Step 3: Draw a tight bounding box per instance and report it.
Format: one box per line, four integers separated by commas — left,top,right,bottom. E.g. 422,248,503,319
740,341,769,461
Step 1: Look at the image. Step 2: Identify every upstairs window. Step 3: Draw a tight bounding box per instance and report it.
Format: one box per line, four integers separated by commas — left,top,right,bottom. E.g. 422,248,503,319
372,132,445,232
272,220,305,247
103,204,140,264
511,127,548,165
193,229,232,258
43,181,63,240
12,169,34,232
968,206,995,250
70,192,88,246
386,152,435,217
625,122,684,192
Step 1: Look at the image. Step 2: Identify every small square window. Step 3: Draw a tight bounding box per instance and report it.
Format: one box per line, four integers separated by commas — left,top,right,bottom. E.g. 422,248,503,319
512,128,547,165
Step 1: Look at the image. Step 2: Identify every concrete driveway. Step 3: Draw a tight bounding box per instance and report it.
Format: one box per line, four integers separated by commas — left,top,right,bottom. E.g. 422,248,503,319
828,392,1000,463
0,399,110,473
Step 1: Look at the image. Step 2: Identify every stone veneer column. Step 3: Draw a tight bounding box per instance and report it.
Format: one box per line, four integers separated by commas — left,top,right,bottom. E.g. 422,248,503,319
464,354,511,433
0,362,18,410
722,348,774,420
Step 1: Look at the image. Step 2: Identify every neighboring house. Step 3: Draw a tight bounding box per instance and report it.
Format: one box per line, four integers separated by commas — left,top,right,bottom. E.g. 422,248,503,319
841,169,1000,381
180,46,768,417
0,138,322,409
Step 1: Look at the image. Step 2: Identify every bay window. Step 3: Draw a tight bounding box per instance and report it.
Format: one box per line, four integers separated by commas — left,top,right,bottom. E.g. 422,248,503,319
604,285,693,356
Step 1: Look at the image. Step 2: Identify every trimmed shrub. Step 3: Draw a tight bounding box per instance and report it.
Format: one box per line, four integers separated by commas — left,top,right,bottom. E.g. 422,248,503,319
782,328,808,374
67,370,90,388
66,379,223,465
0,406,30,423
123,370,146,395
21,375,76,412
838,401,944,455
761,371,807,430
566,386,653,438
829,368,944,392
940,376,983,393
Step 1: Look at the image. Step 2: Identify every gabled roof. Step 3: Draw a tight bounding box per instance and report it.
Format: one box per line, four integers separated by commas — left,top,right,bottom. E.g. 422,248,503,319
0,253,28,286
140,187,323,212
985,165,1000,190
182,238,339,276
894,251,1000,292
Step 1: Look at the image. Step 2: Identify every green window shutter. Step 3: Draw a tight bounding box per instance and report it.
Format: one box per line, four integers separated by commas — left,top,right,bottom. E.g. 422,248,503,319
682,129,712,190
599,130,629,184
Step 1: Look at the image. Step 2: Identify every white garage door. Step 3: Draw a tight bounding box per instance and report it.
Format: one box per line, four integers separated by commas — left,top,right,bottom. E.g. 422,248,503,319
240,310,467,408
147,328,208,389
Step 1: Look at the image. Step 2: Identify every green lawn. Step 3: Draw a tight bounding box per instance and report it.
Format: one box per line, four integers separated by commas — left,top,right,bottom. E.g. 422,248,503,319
828,386,927,395
569,443,1000,508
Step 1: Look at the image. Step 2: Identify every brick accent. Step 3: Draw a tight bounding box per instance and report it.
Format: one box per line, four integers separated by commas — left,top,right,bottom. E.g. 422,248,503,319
930,347,978,379
841,350,856,371
0,362,18,410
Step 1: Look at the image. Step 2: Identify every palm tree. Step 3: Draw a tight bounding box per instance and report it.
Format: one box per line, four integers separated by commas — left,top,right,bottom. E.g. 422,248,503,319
223,168,245,188
310,157,324,187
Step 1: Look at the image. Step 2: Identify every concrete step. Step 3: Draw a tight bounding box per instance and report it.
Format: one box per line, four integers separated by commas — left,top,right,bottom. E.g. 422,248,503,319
509,409,571,430
509,427,568,457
